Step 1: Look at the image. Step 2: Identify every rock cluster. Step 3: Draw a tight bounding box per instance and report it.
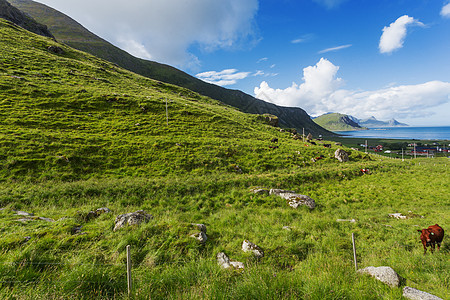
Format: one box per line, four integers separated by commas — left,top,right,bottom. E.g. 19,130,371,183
113,210,153,232
216,252,244,269
270,189,316,209
335,149,349,162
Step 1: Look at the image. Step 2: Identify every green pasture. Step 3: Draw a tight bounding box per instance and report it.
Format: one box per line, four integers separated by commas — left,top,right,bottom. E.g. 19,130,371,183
0,20,448,299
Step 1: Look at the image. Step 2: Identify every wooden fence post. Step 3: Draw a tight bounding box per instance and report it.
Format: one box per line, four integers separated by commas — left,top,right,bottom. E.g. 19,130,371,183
352,233,358,272
127,245,132,297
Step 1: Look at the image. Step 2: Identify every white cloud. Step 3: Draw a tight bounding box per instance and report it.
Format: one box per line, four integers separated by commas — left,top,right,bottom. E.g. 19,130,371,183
441,2,450,18
254,59,450,122
318,44,352,54
291,38,305,44
257,57,268,63
196,69,251,86
379,15,424,54
35,0,259,68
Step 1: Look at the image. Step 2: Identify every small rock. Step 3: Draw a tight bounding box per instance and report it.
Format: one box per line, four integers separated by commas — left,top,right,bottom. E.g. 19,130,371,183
22,236,31,244
282,226,292,231
37,217,54,222
72,225,83,234
402,286,443,300
250,187,270,195
336,219,356,223
15,211,34,216
113,210,153,232
85,207,111,221
191,223,207,233
190,231,207,243
47,45,64,54
242,240,264,258
335,149,349,162
357,266,401,287
217,252,244,269
389,213,407,219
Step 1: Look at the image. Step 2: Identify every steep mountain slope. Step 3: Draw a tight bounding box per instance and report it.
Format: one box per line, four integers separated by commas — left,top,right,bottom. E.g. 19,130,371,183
7,0,335,136
0,0,53,37
313,113,366,131
0,18,346,181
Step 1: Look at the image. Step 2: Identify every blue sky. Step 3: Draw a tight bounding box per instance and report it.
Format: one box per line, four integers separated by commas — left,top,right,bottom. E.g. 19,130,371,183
35,0,450,125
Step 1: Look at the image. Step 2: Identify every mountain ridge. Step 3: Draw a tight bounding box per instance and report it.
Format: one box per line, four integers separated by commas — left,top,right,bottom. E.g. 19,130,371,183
7,0,335,136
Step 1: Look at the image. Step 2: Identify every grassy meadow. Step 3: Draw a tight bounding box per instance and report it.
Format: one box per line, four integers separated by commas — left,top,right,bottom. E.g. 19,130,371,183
0,19,449,299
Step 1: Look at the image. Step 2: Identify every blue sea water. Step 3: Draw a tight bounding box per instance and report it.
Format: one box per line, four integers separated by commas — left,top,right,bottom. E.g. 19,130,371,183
335,126,450,140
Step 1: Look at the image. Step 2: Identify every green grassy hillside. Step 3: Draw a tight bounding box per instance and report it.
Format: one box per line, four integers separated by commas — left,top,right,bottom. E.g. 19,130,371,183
314,113,366,131
0,19,448,300
8,0,334,135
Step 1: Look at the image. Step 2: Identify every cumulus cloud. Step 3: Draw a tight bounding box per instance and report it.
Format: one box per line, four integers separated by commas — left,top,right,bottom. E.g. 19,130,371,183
441,2,450,18
196,69,251,86
318,44,352,54
379,15,424,54
254,59,450,121
35,0,259,68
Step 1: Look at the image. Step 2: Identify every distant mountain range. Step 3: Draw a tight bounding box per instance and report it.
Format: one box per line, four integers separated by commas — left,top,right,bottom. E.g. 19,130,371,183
5,0,335,136
313,113,408,131
358,116,408,128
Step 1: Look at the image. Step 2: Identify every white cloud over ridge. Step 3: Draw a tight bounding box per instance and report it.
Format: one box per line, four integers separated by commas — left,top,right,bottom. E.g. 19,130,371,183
254,59,450,122
196,69,251,86
441,2,450,18
379,15,424,54
35,0,259,68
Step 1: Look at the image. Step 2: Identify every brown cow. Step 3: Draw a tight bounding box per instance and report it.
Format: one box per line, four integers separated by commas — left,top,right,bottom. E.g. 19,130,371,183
417,224,444,254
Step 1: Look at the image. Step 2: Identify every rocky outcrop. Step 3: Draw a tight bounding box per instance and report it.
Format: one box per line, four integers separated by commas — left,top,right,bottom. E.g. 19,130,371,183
270,189,316,209
357,266,401,287
402,286,443,300
0,0,54,38
335,149,349,162
113,210,153,232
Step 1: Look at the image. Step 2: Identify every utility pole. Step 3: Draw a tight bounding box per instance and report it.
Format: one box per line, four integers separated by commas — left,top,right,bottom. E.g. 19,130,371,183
365,140,368,154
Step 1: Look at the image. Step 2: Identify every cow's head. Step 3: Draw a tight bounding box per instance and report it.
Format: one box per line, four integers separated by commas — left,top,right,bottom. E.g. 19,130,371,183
417,229,434,246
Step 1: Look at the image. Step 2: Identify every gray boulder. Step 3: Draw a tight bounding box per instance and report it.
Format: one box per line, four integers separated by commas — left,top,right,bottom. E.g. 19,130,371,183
113,210,153,232
335,149,349,162
270,189,316,209
357,266,400,287
402,286,443,300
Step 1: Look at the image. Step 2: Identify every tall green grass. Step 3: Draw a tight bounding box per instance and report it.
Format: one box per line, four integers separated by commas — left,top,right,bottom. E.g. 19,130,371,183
0,19,448,299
